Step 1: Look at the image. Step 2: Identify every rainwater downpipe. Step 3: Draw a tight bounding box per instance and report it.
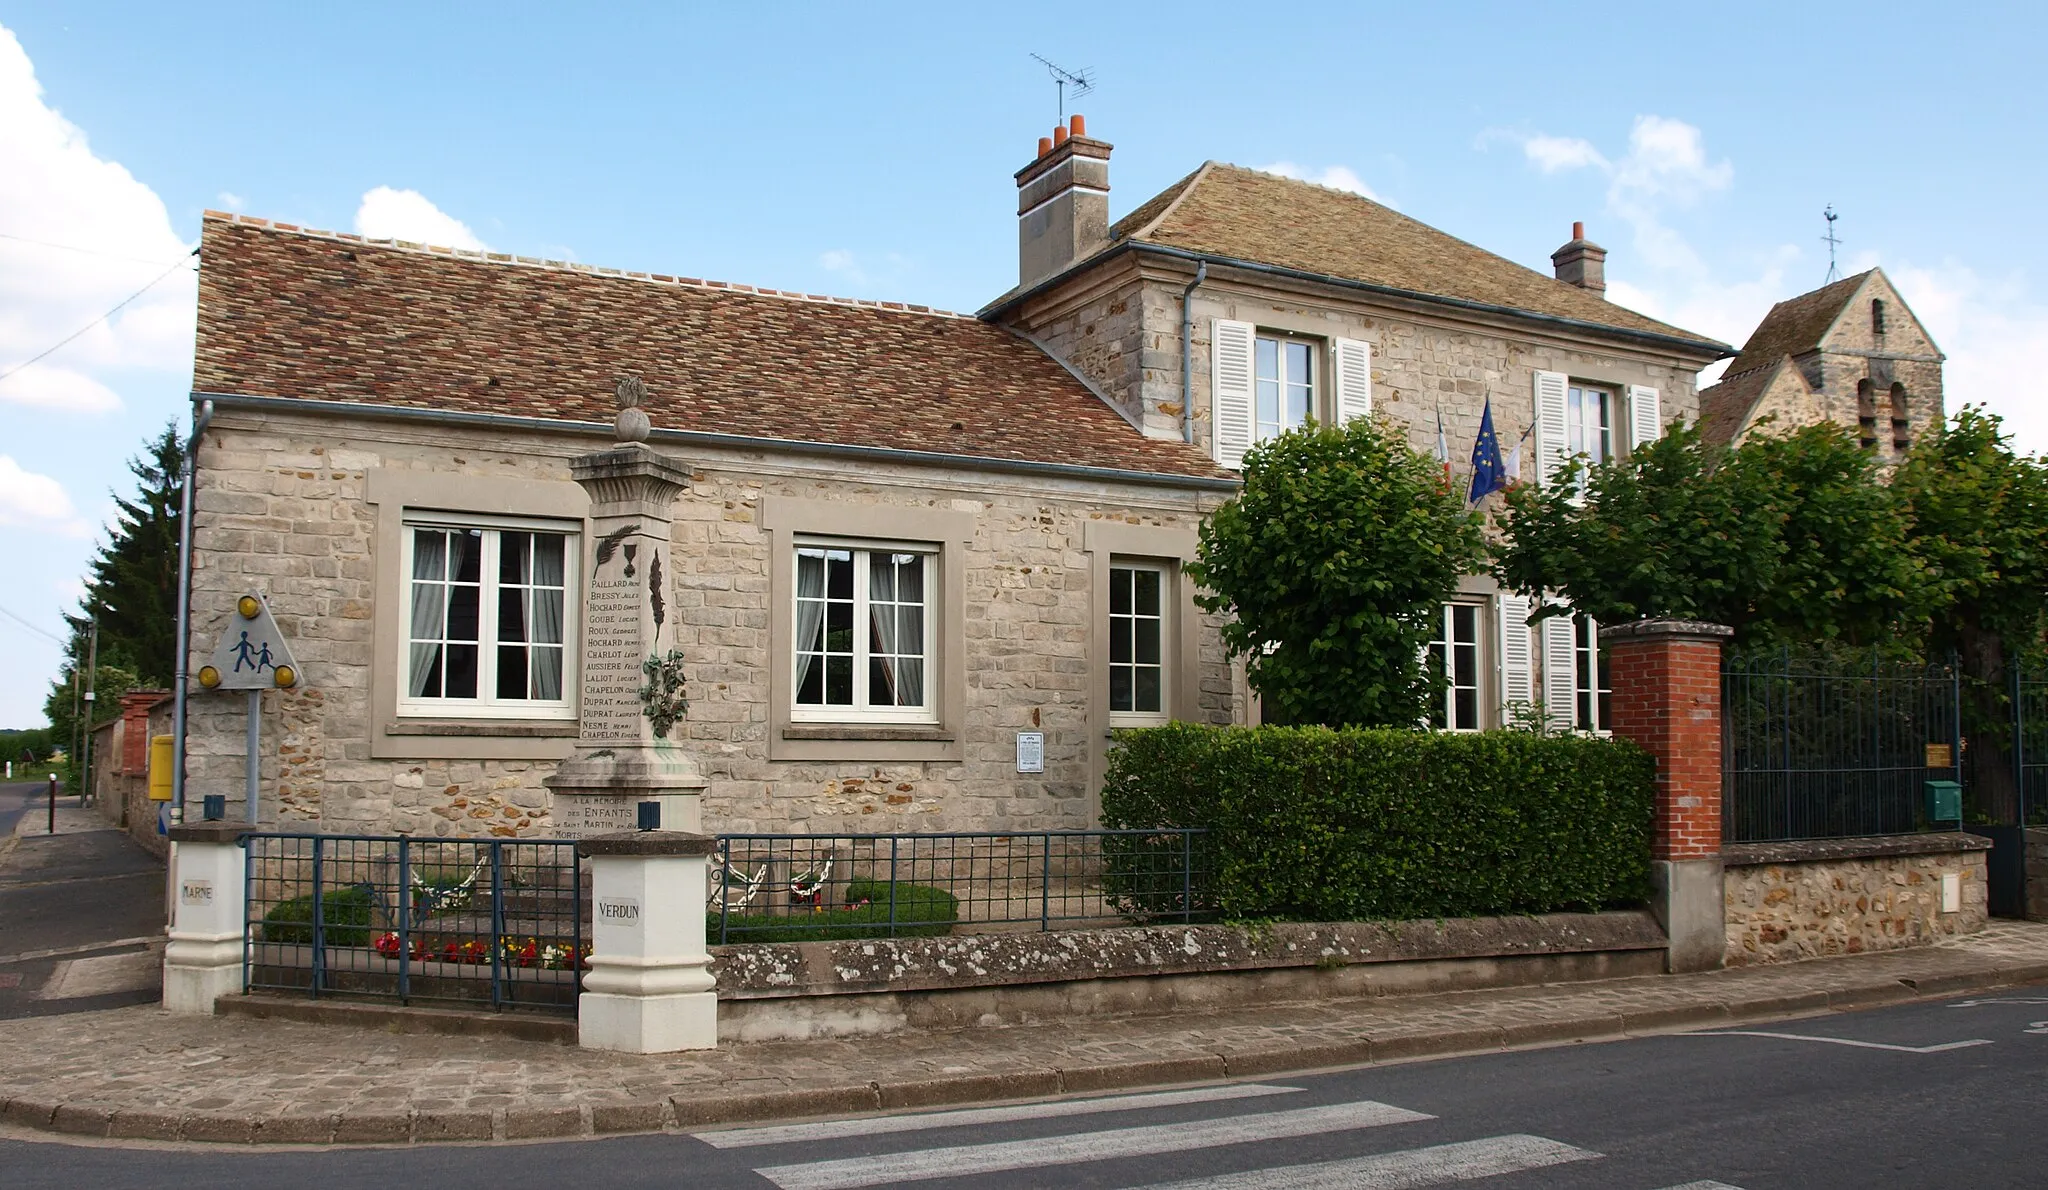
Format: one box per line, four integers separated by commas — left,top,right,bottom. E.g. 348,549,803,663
169,398,214,819
1179,261,1208,444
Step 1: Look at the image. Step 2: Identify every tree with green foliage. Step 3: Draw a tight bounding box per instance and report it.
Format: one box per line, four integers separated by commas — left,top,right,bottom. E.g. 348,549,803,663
43,423,185,740
1189,416,1487,727
1891,407,2048,815
1494,419,1918,643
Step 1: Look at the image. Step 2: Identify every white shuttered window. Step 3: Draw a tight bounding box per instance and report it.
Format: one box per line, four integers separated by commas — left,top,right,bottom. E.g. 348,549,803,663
1333,338,1373,424
1628,385,1663,450
1496,593,1533,715
1541,608,1577,731
1532,371,1570,488
1211,319,1256,469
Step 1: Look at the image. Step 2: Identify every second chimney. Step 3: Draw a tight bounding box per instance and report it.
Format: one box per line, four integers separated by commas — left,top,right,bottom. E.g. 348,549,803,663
1016,114,1111,288
1551,221,1607,296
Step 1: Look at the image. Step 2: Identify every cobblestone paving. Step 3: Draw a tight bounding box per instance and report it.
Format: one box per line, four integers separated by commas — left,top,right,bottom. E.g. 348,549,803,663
3,922,2046,1145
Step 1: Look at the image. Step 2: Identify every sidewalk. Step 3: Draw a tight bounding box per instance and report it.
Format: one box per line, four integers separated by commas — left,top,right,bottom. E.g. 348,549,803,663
0,797,167,1021
2,920,2046,1146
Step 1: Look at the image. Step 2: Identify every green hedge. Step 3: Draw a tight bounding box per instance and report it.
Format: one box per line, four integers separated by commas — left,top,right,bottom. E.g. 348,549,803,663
261,884,376,946
711,879,959,944
1101,723,1655,922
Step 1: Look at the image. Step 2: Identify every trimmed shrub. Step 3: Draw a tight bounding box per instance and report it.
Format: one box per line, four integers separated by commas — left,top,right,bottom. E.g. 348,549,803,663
1101,723,1655,922
711,879,959,944
261,884,376,946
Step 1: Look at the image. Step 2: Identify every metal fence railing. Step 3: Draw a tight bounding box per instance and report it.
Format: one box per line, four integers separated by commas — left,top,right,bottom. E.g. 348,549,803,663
1722,647,1962,843
709,829,1214,944
243,833,584,1012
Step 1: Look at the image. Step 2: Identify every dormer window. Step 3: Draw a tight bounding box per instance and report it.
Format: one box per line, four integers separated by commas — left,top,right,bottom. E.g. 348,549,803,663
1254,333,1317,442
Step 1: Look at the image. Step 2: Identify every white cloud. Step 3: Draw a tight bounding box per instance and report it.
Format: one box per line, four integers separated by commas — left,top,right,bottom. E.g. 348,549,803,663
1522,135,1607,174
353,186,487,251
0,24,196,416
0,456,90,538
1255,162,1393,206
216,190,245,210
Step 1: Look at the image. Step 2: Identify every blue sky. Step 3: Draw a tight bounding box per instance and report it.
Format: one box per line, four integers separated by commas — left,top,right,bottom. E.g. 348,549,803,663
2,2,2045,727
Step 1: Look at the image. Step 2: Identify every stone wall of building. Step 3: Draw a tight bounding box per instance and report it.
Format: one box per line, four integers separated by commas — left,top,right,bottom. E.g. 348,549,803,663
182,410,1237,839
1008,261,1709,458
1723,835,1989,966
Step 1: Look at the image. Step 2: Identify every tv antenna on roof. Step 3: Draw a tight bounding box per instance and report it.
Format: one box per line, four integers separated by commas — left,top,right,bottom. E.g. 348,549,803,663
1030,53,1095,124
1823,205,1842,284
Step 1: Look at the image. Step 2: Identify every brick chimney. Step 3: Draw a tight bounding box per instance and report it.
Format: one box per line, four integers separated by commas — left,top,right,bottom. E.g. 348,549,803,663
1016,115,1111,289
1551,221,1607,296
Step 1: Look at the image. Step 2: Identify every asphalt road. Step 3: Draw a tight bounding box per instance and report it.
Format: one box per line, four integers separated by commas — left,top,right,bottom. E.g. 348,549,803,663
3,988,2046,1187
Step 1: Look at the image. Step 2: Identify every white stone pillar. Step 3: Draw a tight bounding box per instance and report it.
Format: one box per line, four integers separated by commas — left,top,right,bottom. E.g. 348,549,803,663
162,820,250,1014
576,830,718,1053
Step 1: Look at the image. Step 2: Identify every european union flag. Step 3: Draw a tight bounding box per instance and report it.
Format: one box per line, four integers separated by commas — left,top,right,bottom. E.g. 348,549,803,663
1468,398,1507,504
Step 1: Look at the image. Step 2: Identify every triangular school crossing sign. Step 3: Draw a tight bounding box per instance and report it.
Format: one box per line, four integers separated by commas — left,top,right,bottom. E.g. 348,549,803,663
197,593,302,691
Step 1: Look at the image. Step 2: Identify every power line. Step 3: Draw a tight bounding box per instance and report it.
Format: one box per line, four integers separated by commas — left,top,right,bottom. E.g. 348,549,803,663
0,247,197,386
0,231,190,267
0,603,67,646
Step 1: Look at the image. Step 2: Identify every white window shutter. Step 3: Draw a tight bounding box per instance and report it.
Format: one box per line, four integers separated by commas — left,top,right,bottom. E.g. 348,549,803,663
1533,371,1569,488
1497,593,1533,713
1333,337,1372,424
1541,607,1577,731
1628,385,1662,450
1211,319,1257,468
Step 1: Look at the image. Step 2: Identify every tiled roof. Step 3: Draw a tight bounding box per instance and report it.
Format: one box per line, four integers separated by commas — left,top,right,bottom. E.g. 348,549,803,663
193,214,1231,482
1696,357,1791,448
1724,271,1872,378
1100,164,1728,351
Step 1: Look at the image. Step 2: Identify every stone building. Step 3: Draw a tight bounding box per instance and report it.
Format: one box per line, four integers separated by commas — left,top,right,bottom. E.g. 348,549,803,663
1697,268,1945,453
181,117,1728,836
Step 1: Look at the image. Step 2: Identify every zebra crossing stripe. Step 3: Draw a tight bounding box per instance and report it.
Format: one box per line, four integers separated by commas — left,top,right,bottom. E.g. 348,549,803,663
1652,1182,1747,1189
697,1083,1303,1148
1135,1134,1599,1189
753,1099,1433,1190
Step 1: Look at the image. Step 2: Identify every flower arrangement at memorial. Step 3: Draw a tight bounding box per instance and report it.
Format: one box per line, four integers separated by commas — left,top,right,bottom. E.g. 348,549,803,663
370,932,589,970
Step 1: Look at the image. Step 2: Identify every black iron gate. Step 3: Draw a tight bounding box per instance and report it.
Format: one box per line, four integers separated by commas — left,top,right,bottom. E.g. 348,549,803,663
1722,646,2039,918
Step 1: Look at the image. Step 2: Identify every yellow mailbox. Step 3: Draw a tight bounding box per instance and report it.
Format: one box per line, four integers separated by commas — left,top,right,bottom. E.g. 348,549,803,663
148,734,175,802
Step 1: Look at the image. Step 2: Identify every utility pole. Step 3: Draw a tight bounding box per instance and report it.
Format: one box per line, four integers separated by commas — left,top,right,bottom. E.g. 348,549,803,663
79,613,99,805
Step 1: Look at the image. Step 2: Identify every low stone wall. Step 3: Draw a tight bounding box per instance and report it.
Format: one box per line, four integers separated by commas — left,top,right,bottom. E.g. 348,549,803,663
2027,828,2048,922
1724,833,1989,966
708,911,1667,1040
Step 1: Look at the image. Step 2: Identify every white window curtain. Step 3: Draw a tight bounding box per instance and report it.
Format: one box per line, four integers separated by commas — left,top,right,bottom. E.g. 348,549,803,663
793,549,828,701
530,536,565,700
408,530,448,698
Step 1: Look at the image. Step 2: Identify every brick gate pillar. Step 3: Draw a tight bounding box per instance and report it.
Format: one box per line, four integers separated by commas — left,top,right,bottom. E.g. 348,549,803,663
1600,618,1734,973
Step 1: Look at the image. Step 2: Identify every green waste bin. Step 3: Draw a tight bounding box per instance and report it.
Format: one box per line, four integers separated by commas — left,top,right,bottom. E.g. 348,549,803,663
1924,779,1962,823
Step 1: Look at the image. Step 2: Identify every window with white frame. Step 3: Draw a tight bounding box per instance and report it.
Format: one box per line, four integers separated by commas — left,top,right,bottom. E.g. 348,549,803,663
1574,614,1611,732
401,518,576,717
1567,383,1613,466
1254,334,1317,443
792,543,934,721
1429,602,1483,731
1109,563,1169,723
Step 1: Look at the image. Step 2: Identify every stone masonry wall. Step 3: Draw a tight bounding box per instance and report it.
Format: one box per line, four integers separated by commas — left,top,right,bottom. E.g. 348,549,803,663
1010,265,1707,458
183,412,1236,838
1724,844,1988,966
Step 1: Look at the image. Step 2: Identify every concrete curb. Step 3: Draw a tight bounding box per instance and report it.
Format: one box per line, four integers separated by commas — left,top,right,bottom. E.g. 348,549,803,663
5,961,2044,1147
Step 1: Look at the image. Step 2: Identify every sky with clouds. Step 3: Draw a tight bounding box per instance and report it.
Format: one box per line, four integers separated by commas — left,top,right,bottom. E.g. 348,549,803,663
1,2,2044,728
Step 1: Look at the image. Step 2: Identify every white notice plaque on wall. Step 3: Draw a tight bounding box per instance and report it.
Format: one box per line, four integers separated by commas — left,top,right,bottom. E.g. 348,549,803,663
1016,731,1045,774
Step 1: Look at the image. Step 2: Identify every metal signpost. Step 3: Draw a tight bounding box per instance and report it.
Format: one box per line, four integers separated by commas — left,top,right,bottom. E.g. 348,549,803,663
195,593,301,824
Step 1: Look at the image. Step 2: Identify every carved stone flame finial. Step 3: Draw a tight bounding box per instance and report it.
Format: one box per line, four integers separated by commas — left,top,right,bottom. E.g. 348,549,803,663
614,375,651,443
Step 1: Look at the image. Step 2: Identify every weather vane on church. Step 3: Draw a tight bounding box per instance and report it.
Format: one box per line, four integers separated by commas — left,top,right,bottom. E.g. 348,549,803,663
1823,205,1842,284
